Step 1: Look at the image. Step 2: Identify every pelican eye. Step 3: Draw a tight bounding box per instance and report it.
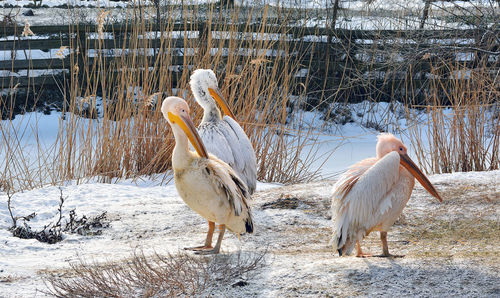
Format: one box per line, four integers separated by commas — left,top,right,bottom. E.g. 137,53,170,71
399,147,403,151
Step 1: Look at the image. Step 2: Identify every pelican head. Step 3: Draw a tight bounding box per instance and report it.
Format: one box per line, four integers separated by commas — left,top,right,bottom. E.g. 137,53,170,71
161,96,207,158
376,133,442,202
190,69,235,119
376,133,408,159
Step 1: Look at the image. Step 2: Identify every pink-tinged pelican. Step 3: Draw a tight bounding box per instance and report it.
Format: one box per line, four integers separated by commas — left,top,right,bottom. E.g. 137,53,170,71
161,96,254,254
331,133,442,257
190,69,257,194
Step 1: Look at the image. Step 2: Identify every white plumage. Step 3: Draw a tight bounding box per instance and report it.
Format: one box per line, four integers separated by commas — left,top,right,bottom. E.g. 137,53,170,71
190,69,257,194
331,133,442,257
161,96,253,255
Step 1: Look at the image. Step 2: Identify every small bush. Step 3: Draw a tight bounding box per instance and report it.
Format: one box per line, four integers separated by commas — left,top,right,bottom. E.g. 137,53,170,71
43,250,266,297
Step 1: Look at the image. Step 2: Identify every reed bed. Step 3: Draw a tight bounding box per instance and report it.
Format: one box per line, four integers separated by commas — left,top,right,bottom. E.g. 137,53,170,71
0,3,325,190
0,1,498,191
407,61,499,174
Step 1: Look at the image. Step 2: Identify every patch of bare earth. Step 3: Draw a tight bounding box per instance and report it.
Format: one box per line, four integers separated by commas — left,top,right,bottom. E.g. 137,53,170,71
215,171,500,296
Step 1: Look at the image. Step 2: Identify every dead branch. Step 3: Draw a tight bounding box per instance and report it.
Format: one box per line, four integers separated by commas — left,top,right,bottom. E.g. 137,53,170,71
43,250,267,297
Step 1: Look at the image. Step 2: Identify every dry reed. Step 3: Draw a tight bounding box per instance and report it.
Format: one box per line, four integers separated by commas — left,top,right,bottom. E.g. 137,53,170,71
407,61,499,173
0,2,498,191
1,3,325,190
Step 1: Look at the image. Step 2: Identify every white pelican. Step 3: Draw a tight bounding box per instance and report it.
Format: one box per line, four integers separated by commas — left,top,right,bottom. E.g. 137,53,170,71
189,69,257,194
331,133,442,257
161,96,254,254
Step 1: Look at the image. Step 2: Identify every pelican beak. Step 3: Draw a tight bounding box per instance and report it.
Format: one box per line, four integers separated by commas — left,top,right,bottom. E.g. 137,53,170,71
208,87,236,119
399,153,442,202
168,112,208,158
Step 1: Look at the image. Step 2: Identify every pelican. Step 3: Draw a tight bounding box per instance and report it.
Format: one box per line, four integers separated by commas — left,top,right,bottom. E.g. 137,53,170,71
189,69,257,194
161,96,254,254
331,133,442,257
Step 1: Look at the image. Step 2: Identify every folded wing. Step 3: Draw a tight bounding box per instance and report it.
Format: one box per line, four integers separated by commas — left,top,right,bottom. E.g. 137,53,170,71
331,151,401,253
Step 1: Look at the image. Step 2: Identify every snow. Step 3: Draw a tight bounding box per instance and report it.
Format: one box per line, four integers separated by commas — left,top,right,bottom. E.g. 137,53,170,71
1,0,496,30
0,170,498,296
289,100,498,178
236,0,493,11
0,0,492,9
0,0,497,294
0,104,498,295
0,97,497,190
0,178,278,296
0,4,498,294
1,0,216,8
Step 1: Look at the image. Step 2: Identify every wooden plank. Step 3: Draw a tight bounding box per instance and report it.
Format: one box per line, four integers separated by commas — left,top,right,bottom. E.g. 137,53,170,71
3,23,495,41
0,25,72,37
0,39,70,51
82,54,187,66
0,75,64,88
2,25,492,55
0,36,487,58
84,37,194,50
0,58,70,71
296,75,476,85
0,23,197,37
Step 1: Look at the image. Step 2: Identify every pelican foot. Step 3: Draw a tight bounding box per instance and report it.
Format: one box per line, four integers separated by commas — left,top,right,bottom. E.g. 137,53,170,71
194,248,220,255
184,245,213,251
355,252,373,258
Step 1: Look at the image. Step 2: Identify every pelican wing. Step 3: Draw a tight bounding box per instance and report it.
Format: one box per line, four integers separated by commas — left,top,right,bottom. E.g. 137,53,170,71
205,154,251,217
332,151,401,253
198,117,257,194
198,122,236,168
221,116,257,194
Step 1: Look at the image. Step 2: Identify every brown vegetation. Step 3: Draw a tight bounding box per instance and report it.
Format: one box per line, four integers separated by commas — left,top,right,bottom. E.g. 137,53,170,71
43,250,266,297
0,2,498,191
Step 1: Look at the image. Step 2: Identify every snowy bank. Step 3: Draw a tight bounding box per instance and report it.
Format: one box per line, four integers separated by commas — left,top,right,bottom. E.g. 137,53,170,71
0,170,498,296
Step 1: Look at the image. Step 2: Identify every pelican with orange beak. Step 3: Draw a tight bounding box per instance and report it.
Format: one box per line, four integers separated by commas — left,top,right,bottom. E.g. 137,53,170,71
331,133,442,257
189,69,257,194
161,96,253,255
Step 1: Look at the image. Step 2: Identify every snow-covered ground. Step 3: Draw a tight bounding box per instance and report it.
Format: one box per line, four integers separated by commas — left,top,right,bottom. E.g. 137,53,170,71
0,169,498,296
1,0,496,28
0,0,492,10
0,104,498,296
0,98,497,189
290,100,499,178
0,0,498,295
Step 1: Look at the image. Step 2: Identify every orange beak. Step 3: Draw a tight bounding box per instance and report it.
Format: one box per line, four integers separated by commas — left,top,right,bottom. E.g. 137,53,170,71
168,112,208,158
208,87,236,119
399,153,442,202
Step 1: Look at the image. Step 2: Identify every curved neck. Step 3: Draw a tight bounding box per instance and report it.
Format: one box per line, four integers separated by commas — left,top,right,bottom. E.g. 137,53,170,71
171,125,195,170
193,86,221,123
202,105,222,123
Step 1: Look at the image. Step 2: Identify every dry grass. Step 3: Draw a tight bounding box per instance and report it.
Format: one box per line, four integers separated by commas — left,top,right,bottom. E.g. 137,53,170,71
0,2,498,191
0,4,325,190
406,62,499,174
42,250,266,297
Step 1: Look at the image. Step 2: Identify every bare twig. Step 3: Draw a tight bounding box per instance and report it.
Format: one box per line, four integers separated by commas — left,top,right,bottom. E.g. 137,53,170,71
6,190,17,228
56,188,65,227
43,250,267,297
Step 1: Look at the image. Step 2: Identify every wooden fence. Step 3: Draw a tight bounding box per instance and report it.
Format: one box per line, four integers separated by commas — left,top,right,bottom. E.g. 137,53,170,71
1,22,498,104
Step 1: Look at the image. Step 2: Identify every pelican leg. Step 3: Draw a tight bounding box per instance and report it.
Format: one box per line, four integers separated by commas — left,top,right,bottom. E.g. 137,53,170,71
355,241,372,258
378,231,404,258
185,221,215,251
195,224,226,255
